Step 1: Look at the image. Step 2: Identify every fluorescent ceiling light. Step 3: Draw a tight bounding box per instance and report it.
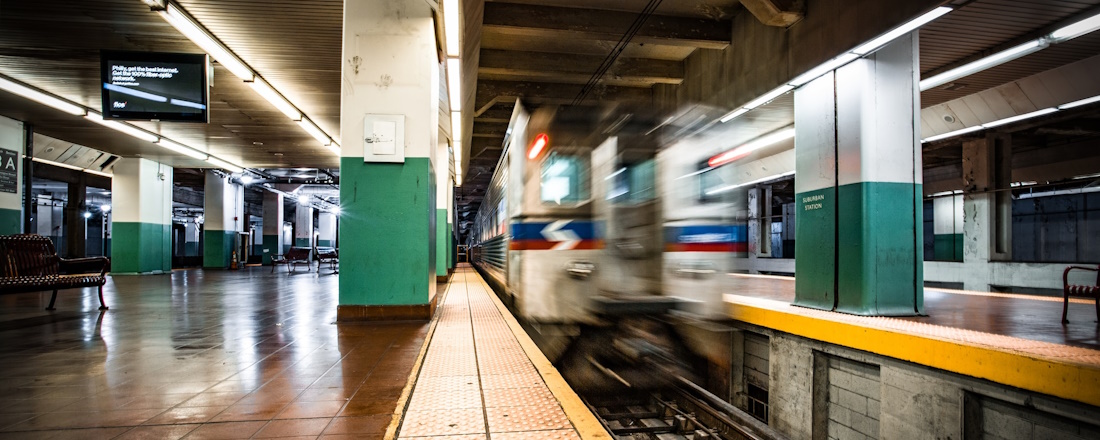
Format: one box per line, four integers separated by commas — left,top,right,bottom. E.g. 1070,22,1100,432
980,107,1057,128
920,40,1045,91
325,141,341,156
1058,94,1100,110
444,0,461,57
298,119,332,146
789,53,859,86
451,111,462,140
84,168,114,178
31,157,114,177
157,139,209,160
852,7,953,55
249,79,301,120
447,58,462,111
719,108,750,123
1050,11,1100,41
0,76,86,116
707,127,795,168
84,112,160,143
160,4,253,81
705,170,795,196
206,156,244,173
743,85,794,110
921,125,985,143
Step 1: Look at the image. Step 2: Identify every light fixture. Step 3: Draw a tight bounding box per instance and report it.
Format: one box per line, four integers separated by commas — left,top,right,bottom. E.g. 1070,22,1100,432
100,204,112,213
83,168,114,178
921,125,985,143
707,127,796,168
447,58,462,111
742,85,794,110
82,212,92,219
240,175,254,185
84,112,159,143
298,195,310,205
157,139,209,160
451,112,462,140
851,7,953,55
249,79,301,120
705,170,796,196
331,206,341,215
298,118,332,146
325,141,341,156
444,0,461,57
1049,10,1100,41
980,107,1057,128
159,3,254,80
719,108,750,123
788,53,859,87
920,40,1046,91
206,156,244,173
527,133,549,160
0,76,86,116
1058,94,1100,110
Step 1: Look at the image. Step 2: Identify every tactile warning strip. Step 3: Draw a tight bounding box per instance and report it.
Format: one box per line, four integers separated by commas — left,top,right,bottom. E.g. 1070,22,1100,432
397,267,584,439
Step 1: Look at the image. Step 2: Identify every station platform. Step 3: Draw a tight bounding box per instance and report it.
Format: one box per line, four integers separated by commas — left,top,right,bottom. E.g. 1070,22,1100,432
723,274,1100,407
392,266,607,440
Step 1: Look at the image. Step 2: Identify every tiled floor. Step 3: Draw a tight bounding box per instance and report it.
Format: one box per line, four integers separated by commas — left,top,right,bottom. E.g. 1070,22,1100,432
0,267,429,439
397,267,581,440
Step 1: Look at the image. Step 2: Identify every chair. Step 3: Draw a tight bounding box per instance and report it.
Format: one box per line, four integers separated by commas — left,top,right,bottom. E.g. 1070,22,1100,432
1062,264,1099,324
271,247,312,273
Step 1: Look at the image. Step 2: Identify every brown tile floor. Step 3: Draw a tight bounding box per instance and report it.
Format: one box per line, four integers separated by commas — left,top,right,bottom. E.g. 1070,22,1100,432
0,267,429,439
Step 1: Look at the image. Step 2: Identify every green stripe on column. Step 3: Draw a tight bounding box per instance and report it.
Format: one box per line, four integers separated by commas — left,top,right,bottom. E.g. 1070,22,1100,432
294,238,310,247
0,208,20,235
339,158,435,306
933,234,963,261
318,239,333,247
793,187,836,310
262,234,279,264
836,182,922,315
447,222,454,270
436,209,447,277
203,230,235,269
111,222,171,274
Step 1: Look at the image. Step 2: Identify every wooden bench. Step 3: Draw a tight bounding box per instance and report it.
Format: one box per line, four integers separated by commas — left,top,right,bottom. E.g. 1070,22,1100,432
1062,264,1099,324
0,234,111,310
315,246,338,273
271,247,312,273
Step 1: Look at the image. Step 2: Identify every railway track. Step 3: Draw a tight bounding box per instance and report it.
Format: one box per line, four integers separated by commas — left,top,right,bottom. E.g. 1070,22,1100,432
583,378,787,440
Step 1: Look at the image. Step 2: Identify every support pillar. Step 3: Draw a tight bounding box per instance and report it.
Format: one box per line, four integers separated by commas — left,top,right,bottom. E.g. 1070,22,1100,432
793,32,923,316
962,134,1013,265
203,170,243,269
294,203,313,248
261,191,284,264
64,176,87,258
932,194,963,261
338,0,438,321
111,158,172,274
0,116,25,234
435,140,452,281
317,212,336,247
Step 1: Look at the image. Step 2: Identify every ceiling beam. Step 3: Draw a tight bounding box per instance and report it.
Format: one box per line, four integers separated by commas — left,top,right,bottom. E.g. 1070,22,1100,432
482,3,731,50
478,49,684,87
476,80,653,109
739,0,804,27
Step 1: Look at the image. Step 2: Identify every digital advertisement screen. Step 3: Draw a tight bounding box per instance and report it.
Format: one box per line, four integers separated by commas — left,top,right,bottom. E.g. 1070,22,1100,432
100,51,209,123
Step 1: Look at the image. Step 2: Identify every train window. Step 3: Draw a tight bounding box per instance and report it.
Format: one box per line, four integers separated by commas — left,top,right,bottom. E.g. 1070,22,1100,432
698,160,734,204
608,158,656,205
540,152,590,205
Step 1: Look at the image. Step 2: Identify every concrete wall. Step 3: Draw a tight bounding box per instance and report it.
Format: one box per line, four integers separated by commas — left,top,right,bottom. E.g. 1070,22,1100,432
716,323,1100,439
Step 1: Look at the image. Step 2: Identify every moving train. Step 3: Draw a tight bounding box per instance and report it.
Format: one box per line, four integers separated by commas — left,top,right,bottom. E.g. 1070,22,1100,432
468,100,787,390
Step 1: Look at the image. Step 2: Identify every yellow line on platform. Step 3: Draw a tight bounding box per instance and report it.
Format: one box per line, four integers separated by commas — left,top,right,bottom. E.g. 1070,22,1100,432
726,298,1100,407
473,268,613,440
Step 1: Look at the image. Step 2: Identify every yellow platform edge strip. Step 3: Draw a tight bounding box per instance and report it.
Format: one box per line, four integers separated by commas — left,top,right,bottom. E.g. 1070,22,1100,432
727,301,1100,407
474,269,613,440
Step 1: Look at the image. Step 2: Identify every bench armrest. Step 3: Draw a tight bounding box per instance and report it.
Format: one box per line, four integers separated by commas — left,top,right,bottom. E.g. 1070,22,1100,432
59,256,110,276
1063,265,1099,286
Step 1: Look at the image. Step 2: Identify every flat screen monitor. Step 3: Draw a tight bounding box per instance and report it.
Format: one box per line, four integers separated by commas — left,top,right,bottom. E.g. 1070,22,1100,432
100,51,209,123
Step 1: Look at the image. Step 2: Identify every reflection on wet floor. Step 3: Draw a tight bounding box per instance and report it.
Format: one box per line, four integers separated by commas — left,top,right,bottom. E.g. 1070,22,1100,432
0,267,428,439
728,273,1100,350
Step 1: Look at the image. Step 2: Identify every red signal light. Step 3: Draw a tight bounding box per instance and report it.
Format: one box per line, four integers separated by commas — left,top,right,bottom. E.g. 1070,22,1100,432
527,133,549,160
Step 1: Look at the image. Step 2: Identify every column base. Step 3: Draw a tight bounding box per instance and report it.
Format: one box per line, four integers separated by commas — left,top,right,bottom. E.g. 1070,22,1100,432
337,295,439,322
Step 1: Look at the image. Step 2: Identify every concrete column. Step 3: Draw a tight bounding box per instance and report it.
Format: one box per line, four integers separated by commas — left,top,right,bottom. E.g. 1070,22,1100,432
317,212,336,247
793,32,923,316
261,191,283,264
338,0,438,321
110,158,172,274
63,177,87,258
962,134,1013,264
202,170,244,269
294,204,313,248
0,116,24,234
932,194,963,261
435,140,451,280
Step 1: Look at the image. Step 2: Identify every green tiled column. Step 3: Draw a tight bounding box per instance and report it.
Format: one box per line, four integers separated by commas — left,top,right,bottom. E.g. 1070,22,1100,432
111,158,173,274
203,170,243,269
793,32,923,316
0,117,25,235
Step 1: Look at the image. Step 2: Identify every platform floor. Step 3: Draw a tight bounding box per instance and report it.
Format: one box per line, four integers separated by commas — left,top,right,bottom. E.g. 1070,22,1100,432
0,267,427,439
396,266,604,440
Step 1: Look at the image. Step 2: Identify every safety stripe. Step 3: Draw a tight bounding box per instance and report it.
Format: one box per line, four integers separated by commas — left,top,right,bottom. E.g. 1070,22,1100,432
510,239,604,251
665,242,747,253
664,225,746,253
